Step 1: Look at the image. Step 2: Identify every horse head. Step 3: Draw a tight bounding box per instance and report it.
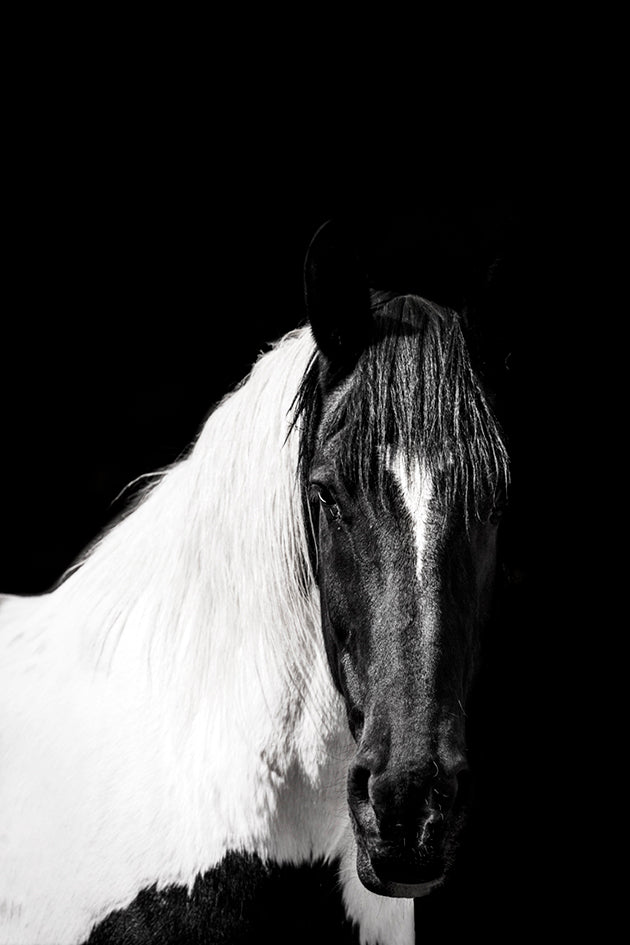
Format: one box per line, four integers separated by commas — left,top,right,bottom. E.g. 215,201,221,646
297,220,508,898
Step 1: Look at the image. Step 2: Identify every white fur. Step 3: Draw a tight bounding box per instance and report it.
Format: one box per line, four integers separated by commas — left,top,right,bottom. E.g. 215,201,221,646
340,834,415,945
0,328,413,945
388,454,433,584
388,453,439,702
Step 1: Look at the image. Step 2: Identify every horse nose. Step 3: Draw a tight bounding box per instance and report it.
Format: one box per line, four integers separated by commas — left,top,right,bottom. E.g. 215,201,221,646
348,751,469,841
369,759,466,838
348,753,469,886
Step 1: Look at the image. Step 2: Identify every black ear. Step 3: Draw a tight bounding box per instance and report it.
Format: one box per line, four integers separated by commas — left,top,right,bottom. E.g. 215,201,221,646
304,220,371,367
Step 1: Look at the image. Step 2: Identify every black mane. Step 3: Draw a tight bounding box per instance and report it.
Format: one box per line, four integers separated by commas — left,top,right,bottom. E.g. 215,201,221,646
293,290,509,522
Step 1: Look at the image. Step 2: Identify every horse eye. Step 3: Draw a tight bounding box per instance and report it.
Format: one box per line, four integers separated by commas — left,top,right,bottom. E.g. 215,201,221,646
312,484,341,520
316,486,334,506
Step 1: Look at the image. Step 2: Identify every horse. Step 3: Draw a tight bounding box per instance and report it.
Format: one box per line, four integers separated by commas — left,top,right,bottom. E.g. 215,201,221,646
0,220,509,945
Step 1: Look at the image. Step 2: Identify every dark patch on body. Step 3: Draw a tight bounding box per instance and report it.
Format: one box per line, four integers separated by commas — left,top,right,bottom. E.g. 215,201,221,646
84,853,358,945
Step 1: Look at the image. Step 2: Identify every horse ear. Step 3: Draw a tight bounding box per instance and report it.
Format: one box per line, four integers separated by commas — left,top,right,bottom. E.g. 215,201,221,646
304,220,371,367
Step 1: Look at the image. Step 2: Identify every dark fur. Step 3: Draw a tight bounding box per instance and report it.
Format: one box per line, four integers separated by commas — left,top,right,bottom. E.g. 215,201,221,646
84,855,359,945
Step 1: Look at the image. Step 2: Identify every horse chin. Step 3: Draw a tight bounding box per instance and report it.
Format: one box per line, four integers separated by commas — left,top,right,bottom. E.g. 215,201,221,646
354,837,446,900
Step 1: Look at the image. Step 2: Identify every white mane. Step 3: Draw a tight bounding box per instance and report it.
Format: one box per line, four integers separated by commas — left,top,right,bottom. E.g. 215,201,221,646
0,327,414,945
63,327,320,709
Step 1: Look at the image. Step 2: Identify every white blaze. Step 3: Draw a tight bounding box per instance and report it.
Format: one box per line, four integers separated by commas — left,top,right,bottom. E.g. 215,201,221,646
388,451,433,582
388,451,439,696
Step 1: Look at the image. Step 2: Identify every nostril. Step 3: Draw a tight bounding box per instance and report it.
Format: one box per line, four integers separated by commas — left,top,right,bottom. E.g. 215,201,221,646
453,755,470,779
453,766,472,809
435,753,469,802
347,707,365,741
348,762,371,807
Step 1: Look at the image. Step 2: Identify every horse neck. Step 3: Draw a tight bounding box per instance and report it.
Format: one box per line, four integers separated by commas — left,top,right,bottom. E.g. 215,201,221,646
54,329,341,751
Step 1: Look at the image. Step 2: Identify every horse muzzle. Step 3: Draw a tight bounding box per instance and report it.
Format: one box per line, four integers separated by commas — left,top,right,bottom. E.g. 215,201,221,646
348,751,469,898
354,836,446,899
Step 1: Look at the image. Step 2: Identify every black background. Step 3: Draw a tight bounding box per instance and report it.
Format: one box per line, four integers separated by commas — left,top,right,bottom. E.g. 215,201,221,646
2,25,597,944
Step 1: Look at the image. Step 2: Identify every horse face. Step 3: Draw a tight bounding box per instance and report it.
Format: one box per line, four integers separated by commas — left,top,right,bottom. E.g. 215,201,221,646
309,425,499,898
301,220,505,898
